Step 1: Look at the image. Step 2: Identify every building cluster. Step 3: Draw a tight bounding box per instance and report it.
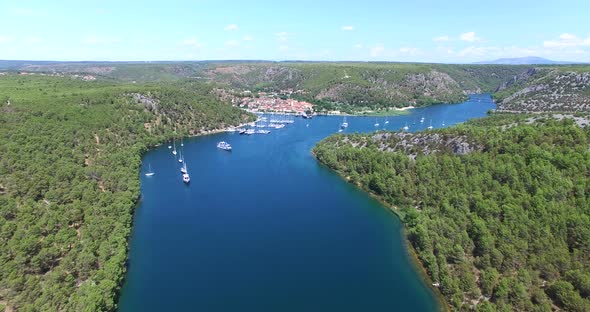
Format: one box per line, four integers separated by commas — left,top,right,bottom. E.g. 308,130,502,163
237,93,313,113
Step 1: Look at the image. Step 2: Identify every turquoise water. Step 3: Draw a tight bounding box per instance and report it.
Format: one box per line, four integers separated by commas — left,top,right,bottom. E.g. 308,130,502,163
118,94,495,311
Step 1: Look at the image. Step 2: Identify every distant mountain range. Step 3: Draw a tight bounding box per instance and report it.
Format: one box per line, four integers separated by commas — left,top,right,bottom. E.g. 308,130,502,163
474,56,584,65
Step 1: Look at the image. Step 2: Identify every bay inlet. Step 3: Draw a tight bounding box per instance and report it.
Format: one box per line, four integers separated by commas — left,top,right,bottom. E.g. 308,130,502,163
118,95,496,311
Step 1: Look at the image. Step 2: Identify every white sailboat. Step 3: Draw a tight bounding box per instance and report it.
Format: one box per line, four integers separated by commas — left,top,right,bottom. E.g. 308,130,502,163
442,121,446,126
172,138,177,155
427,120,433,130
374,118,379,127
180,138,184,147
182,162,190,183
145,163,155,176
340,116,349,129
178,150,183,163
403,123,409,131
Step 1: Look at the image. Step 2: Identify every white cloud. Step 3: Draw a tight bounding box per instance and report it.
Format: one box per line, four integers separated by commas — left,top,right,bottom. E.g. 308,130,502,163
433,35,449,42
354,44,363,49
543,33,590,48
225,40,239,47
460,32,480,42
82,36,121,45
182,38,203,48
276,32,289,42
224,24,239,31
341,26,354,31
370,44,385,57
24,37,43,45
399,47,422,55
242,35,254,41
0,36,12,44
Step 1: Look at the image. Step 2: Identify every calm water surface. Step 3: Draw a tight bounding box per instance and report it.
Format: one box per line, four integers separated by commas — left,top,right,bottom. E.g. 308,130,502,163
118,94,495,311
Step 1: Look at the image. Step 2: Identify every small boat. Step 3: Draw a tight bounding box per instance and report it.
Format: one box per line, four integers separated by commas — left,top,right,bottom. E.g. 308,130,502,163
178,151,183,163
182,173,190,184
180,162,187,174
420,117,425,123
172,138,177,155
145,163,155,176
427,120,433,130
403,123,409,131
341,116,349,129
217,141,232,151
338,129,343,132
180,138,184,147
442,121,446,126
238,129,247,135
374,118,379,127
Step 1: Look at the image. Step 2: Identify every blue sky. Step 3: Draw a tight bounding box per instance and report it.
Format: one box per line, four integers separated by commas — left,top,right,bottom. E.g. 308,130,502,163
0,0,589,62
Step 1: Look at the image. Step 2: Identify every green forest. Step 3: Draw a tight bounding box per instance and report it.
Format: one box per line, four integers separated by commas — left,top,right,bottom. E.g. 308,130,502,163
313,115,590,311
0,74,253,311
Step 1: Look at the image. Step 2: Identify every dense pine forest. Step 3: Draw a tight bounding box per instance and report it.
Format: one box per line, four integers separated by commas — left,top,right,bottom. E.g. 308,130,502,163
0,74,253,311
313,115,590,311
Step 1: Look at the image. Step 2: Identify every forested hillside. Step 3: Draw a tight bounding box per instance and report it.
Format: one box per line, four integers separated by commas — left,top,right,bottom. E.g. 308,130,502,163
0,74,253,311
204,63,532,108
2,61,534,110
313,116,590,311
494,67,590,112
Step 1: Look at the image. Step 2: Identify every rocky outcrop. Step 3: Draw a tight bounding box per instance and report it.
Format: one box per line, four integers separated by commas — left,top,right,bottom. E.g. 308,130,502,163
497,70,590,112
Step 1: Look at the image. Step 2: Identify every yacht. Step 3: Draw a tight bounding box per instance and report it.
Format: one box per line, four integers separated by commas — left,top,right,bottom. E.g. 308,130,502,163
172,138,177,155
340,116,349,129
145,163,155,177
182,173,190,184
217,141,232,151
178,151,183,163
180,161,187,174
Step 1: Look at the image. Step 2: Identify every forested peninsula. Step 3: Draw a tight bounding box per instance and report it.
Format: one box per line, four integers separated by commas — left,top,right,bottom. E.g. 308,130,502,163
313,115,590,311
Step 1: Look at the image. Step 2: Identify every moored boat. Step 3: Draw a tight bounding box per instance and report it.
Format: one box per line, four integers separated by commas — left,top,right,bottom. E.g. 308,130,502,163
217,141,232,151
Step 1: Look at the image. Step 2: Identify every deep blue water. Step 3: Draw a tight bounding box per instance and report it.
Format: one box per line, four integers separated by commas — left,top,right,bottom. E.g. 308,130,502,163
118,94,495,311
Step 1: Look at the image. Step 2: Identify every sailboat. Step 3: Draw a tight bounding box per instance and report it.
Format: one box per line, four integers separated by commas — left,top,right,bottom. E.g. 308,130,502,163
403,123,409,131
180,138,184,147
172,138,177,155
442,121,446,126
145,163,155,176
178,150,183,163
180,161,187,174
182,162,190,183
384,116,389,124
427,120,433,130
340,116,349,129
374,118,379,127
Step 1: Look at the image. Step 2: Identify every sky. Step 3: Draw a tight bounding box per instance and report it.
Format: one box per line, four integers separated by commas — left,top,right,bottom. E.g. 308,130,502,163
0,0,589,63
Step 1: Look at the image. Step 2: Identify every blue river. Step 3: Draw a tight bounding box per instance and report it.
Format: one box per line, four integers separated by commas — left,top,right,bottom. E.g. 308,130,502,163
118,94,495,311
